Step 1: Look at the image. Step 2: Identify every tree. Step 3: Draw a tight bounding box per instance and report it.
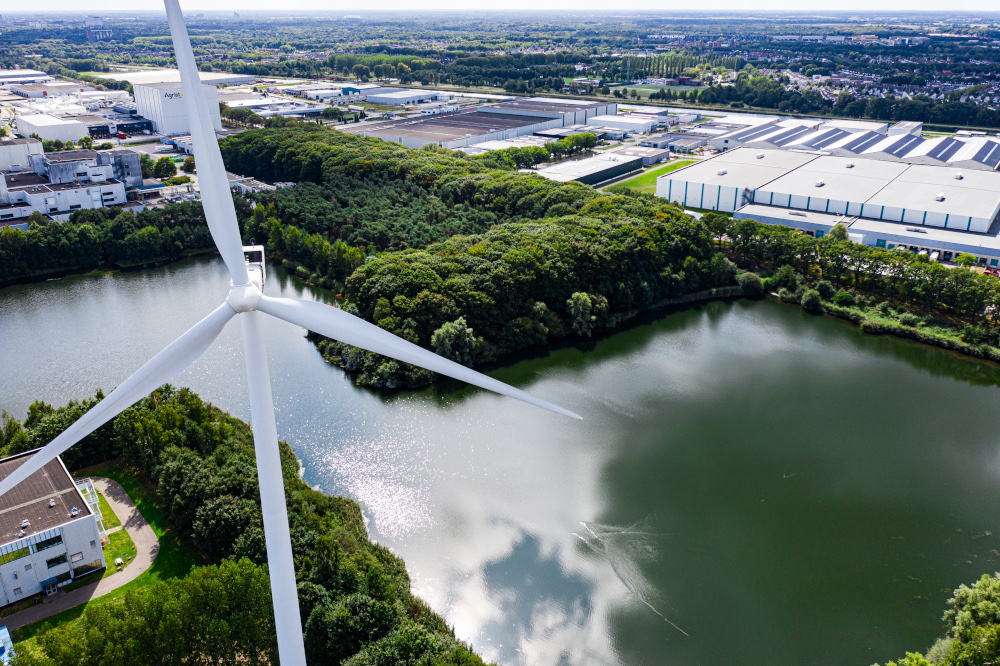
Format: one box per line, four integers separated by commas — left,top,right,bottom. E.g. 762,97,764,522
352,64,371,81
78,136,93,149
801,289,822,312
956,253,979,268
828,222,849,242
153,156,178,180
139,152,155,179
182,156,196,173
430,317,478,366
736,272,763,297
567,292,597,337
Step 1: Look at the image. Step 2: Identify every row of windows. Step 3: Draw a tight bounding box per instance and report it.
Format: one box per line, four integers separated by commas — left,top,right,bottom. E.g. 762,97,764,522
46,554,67,569
34,534,63,553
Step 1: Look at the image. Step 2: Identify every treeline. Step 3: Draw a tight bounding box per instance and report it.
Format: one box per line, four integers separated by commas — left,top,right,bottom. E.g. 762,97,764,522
2,387,488,666
723,215,1000,324
0,202,234,284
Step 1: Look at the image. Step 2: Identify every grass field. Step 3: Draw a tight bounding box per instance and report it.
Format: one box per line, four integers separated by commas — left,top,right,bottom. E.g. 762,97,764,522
607,159,697,195
96,490,121,529
14,464,201,642
612,84,705,99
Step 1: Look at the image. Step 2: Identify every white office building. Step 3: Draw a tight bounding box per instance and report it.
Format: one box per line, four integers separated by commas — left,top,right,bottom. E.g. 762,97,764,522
133,82,221,135
0,452,106,604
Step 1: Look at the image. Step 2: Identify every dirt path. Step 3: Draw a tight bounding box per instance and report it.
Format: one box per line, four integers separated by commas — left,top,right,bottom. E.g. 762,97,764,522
2,478,159,631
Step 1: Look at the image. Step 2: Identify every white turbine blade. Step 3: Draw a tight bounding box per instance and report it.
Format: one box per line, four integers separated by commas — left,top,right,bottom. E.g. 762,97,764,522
163,0,249,286
0,303,235,499
257,296,582,420
239,312,307,666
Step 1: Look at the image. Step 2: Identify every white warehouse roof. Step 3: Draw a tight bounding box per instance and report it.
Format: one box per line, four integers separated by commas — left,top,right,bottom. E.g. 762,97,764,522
661,148,817,190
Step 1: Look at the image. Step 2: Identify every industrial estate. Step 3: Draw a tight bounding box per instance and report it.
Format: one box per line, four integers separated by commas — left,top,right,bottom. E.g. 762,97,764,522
6,8,1000,666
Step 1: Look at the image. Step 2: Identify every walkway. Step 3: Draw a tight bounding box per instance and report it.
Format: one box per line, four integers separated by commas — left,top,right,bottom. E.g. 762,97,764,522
1,478,159,631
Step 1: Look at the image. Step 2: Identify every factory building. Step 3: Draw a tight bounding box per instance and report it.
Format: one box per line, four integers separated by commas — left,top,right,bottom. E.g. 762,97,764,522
133,82,221,135
363,88,443,106
9,83,95,99
607,145,671,166
0,139,43,172
0,451,107,604
660,148,1000,264
479,97,616,127
14,115,89,143
587,114,658,134
0,70,53,86
350,108,562,149
95,69,255,87
29,149,142,189
533,153,643,185
640,133,707,152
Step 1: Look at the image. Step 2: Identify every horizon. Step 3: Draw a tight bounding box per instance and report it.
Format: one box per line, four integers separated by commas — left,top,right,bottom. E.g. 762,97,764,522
7,5,1000,15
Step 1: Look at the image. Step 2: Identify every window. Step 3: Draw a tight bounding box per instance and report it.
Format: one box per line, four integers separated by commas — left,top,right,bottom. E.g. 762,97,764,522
815,231,825,239
876,239,886,248
0,214,12,220
12,588,21,597
90,540,96,549
992,259,999,267
71,552,84,563
25,564,31,571
46,554,67,569
12,572,17,580
34,535,63,552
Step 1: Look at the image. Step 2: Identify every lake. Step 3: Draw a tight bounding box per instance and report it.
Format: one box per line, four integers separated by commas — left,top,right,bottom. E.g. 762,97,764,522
3,255,1000,665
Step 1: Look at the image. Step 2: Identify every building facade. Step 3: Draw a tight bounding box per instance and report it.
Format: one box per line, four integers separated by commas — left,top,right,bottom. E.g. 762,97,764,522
133,82,221,135
0,452,106,605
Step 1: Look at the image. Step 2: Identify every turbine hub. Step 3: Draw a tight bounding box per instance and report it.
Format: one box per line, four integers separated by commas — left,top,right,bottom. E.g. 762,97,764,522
227,282,262,313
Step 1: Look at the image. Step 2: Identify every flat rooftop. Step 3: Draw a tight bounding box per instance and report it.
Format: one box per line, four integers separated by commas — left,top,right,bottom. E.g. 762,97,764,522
608,146,670,157
17,114,85,127
662,148,818,189
866,165,1000,221
0,138,40,147
735,203,853,228
847,217,1000,249
96,70,252,86
533,153,642,182
821,119,888,133
483,97,607,114
45,149,99,163
0,451,92,545
759,155,909,202
348,109,545,142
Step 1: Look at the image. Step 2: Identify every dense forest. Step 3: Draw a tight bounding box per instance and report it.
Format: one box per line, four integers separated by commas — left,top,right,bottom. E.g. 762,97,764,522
1,387,487,665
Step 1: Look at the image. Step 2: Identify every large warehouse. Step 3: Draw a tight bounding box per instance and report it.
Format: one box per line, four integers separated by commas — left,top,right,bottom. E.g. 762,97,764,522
133,82,221,135
14,114,89,142
533,153,642,185
95,69,254,87
659,148,1000,263
349,97,616,149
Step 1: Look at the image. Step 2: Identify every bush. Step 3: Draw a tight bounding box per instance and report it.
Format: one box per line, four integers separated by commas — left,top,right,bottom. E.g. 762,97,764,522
898,313,920,327
737,272,764,297
873,301,895,317
814,279,835,299
832,290,856,307
771,264,800,292
777,288,799,303
801,289,822,312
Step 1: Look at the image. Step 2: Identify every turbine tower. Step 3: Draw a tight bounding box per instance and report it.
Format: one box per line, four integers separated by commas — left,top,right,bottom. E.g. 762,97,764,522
0,1,580,663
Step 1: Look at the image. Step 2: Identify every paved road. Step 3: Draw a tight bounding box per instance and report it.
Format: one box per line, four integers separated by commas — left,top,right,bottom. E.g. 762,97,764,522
2,478,159,631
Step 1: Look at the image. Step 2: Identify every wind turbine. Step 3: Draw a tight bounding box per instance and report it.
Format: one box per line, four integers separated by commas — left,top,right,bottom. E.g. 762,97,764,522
0,1,580,664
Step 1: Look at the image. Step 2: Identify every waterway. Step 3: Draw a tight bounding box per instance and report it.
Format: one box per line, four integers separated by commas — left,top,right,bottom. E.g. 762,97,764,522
3,255,1000,665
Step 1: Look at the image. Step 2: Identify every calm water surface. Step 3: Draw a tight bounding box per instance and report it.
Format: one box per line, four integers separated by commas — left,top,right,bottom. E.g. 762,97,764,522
3,255,1000,666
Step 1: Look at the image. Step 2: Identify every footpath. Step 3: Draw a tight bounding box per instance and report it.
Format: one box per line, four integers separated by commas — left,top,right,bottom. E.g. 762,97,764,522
2,477,159,631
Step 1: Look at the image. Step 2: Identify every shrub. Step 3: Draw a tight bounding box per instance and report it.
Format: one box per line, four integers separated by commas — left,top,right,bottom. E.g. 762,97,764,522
814,279,835,299
801,289,822,312
873,301,895,317
737,272,764,297
898,313,920,327
778,288,799,303
832,290,856,307
771,264,800,292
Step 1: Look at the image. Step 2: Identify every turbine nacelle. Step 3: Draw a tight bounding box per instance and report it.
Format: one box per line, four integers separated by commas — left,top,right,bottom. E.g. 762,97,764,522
227,282,262,313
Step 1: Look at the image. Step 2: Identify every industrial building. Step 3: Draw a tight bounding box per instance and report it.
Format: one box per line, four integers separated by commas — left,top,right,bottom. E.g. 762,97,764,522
0,70,53,86
14,115,89,143
350,97,616,149
708,116,999,171
0,149,132,222
587,114,658,134
362,88,445,106
133,82,221,135
533,153,642,185
659,148,1000,264
0,451,107,605
0,138,42,172
9,83,95,99
222,95,328,117
608,145,671,166
95,69,255,87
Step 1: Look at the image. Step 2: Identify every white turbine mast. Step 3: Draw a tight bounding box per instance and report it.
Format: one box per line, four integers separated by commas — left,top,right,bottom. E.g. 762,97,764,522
0,1,580,663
